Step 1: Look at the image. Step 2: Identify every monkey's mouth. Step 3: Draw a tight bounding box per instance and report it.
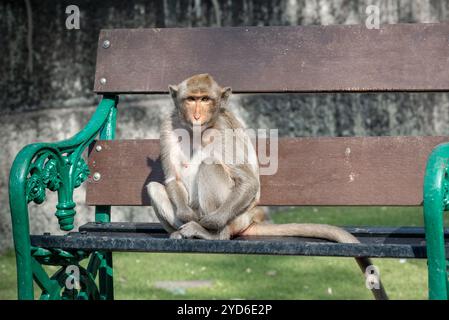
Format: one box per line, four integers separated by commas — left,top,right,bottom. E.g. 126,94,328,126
191,120,210,131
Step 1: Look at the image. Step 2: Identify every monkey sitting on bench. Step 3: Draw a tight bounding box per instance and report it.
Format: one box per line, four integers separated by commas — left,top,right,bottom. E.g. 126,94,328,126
147,73,388,300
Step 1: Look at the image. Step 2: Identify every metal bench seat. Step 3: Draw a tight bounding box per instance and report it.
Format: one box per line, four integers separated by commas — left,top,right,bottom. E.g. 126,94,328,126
30,223,449,259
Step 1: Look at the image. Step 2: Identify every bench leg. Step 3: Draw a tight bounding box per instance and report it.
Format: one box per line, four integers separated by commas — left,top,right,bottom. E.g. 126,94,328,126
423,143,449,300
10,195,34,300
95,206,114,300
99,252,114,300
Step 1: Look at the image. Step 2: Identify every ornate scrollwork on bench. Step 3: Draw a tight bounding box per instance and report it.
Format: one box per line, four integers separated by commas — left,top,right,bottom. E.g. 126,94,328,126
31,246,90,266
25,149,91,230
10,96,117,233
27,155,71,204
74,158,90,188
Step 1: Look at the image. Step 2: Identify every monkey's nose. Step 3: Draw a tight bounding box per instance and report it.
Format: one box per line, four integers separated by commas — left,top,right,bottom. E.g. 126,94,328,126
193,114,201,120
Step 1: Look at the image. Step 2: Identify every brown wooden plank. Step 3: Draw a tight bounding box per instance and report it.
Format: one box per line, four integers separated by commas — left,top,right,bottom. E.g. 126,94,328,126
86,137,449,206
94,23,449,94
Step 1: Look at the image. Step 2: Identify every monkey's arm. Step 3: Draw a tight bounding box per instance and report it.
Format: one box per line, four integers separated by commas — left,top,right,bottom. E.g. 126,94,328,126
199,164,259,230
164,179,198,223
160,123,198,223
161,152,198,223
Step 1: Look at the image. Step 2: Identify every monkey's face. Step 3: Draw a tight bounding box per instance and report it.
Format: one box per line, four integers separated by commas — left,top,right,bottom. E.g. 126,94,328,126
180,92,219,126
169,74,232,127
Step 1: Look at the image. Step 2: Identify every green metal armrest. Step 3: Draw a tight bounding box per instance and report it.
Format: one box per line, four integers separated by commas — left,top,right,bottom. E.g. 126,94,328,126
424,142,449,299
8,96,117,299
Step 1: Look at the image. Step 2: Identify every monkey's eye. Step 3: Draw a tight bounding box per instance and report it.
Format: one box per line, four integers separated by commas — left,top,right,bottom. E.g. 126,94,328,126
186,97,195,102
201,97,210,102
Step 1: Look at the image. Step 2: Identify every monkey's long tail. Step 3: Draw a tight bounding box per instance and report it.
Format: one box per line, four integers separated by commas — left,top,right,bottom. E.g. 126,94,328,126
241,223,388,300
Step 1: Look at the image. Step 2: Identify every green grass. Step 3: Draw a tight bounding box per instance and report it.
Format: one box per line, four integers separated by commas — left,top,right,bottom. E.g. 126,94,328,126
0,206,438,300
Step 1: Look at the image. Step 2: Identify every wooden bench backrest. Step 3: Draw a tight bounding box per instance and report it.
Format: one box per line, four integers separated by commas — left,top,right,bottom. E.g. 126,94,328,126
87,23,449,207
94,23,449,93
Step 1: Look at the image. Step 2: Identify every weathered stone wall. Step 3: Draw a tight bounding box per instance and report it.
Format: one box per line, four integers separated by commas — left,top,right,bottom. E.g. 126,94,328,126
2,0,449,252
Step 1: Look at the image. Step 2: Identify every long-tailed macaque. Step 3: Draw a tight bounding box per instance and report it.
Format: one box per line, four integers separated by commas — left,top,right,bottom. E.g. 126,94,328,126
147,74,388,300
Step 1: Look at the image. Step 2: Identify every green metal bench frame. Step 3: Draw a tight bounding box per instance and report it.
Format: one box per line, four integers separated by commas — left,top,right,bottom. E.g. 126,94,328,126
423,144,449,299
9,96,118,299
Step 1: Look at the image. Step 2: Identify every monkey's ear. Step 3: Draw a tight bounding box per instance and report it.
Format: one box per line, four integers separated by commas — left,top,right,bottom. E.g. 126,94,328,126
168,85,178,100
221,87,232,102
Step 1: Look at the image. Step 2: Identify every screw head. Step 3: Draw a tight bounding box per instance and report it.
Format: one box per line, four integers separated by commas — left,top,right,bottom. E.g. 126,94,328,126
100,77,107,85
95,145,102,152
102,40,110,49
93,172,101,181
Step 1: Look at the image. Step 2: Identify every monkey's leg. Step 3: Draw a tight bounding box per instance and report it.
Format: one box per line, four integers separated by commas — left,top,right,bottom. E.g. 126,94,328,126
197,162,233,219
171,221,231,240
165,179,198,223
198,163,259,230
147,182,183,233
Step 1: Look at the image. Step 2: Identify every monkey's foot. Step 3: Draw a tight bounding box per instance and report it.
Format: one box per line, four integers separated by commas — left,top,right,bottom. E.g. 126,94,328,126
169,231,184,239
173,221,231,240
177,221,211,239
171,221,221,240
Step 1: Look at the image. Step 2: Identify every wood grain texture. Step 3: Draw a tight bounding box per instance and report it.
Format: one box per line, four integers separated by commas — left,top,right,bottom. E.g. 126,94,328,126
86,137,449,206
94,23,449,93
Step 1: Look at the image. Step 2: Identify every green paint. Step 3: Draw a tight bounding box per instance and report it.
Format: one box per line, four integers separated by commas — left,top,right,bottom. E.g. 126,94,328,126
9,96,118,299
94,96,117,300
423,142,449,299
31,258,58,294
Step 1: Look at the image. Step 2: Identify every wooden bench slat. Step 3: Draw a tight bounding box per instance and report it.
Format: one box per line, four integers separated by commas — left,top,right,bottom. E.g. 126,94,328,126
86,137,448,206
94,23,449,93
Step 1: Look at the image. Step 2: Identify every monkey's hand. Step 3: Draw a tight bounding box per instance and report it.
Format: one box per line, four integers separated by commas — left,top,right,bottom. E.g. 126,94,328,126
176,206,198,223
199,211,229,231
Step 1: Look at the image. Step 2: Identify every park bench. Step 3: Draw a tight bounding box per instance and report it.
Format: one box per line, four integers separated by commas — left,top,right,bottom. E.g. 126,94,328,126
9,23,449,300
